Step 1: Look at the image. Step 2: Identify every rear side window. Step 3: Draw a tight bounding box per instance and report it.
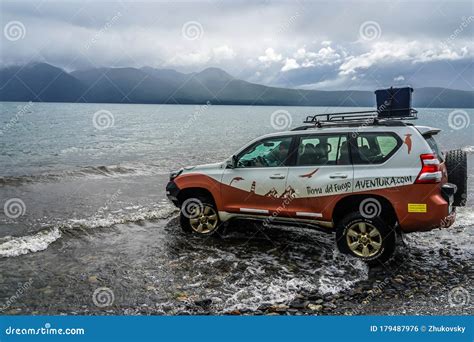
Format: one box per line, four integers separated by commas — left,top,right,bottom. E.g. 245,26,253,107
297,134,350,166
425,135,444,161
352,133,401,164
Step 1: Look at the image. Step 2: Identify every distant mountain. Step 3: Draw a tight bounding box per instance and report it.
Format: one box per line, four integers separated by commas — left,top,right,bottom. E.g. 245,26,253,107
1,62,473,108
413,87,474,108
0,63,85,102
70,67,180,103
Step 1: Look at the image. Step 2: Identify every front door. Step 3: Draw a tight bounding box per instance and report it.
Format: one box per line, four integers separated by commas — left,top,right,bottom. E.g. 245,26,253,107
285,133,353,222
221,136,295,216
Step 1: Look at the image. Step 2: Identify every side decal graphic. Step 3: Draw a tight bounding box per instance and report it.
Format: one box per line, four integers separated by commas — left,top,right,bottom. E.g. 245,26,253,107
240,208,269,214
299,168,320,178
296,212,323,218
264,188,279,197
250,181,256,193
404,134,412,154
280,185,296,199
229,176,244,185
354,176,413,190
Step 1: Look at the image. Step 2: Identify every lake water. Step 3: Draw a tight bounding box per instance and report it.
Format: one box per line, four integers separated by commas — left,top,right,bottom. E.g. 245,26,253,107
0,102,472,313
1,101,473,245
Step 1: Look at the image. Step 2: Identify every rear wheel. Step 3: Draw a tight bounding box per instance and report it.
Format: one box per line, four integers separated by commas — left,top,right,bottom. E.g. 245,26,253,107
179,197,221,235
445,149,467,206
336,212,396,265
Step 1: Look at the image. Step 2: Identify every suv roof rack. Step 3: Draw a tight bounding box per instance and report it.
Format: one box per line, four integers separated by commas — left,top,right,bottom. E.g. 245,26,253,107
292,87,418,130
296,108,417,129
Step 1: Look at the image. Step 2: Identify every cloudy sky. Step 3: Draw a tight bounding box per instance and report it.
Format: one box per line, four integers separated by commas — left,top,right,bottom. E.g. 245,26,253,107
1,0,473,90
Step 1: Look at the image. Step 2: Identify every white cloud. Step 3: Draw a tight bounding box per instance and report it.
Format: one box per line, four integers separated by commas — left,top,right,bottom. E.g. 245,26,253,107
168,51,211,66
212,45,236,61
292,46,342,68
166,45,235,66
415,46,470,63
339,41,473,75
1,1,473,90
258,48,282,64
394,75,405,82
294,48,311,59
281,58,300,72
298,75,351,90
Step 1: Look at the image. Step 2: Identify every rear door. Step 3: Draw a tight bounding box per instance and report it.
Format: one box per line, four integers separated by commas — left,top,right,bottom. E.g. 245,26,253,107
350,131,414,193
285,133,353,221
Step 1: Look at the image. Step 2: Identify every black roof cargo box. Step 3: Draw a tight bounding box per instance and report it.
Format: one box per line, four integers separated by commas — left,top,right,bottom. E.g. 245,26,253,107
375,87,413,118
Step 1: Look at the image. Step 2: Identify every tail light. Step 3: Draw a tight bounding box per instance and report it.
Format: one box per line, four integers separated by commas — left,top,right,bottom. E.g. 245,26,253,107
415,153,442,183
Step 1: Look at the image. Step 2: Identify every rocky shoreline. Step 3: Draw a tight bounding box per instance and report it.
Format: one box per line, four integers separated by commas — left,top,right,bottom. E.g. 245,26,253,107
1,221,472,316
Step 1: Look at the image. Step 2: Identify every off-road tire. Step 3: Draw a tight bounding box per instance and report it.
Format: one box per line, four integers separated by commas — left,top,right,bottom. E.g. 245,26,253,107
445,149,467,206
179,197,221,235
336,212,396,265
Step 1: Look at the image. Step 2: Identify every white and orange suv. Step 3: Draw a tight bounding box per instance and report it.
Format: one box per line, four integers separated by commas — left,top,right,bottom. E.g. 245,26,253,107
166,92,467,263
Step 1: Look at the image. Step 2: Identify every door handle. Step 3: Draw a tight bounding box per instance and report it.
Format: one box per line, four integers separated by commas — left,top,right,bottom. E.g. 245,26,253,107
329,173,348,179
270,174,285,179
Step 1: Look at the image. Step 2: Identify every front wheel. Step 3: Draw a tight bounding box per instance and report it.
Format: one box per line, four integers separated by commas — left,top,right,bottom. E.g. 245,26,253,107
336,212,396,265
179,198,221,235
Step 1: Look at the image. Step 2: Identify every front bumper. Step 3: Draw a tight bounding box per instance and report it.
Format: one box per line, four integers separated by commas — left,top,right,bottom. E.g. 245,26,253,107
166,181,180,206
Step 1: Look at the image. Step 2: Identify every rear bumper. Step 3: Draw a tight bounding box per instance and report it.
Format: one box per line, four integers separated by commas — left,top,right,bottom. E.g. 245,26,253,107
166,181,180,206
399,183,457,232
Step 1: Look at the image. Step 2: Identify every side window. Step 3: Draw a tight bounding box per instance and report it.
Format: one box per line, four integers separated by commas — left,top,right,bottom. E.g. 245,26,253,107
353,133,401,164
357,137,370,148
425,136,444,162
297,134,349,166
237,137,292,168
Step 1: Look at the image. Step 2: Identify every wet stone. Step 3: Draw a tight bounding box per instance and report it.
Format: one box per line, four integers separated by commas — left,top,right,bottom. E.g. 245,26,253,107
307,304,323,311
289,300,309,309
194,299,212,307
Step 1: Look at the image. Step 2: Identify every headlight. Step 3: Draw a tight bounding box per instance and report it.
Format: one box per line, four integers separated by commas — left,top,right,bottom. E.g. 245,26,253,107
170,168,184,180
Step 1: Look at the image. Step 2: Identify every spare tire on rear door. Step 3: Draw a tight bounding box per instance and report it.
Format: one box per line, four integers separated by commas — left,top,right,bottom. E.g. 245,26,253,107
444,149,467,206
